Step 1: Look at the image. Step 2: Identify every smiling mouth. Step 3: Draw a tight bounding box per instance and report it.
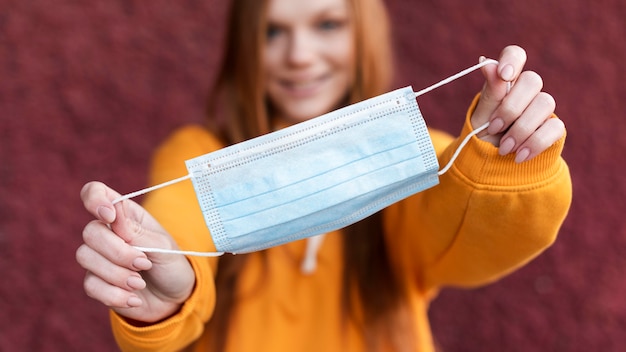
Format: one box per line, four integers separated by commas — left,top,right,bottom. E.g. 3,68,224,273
281,74,330,97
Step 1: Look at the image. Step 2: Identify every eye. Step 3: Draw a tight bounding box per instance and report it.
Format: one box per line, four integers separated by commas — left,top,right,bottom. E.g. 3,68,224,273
266,25,283,40
317,19,344,31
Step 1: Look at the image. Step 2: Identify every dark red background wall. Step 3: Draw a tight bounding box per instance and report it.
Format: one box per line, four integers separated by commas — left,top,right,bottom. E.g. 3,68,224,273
1,0,624,351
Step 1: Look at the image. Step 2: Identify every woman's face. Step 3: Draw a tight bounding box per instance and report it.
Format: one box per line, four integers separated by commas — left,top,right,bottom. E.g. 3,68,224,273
263,0,355,124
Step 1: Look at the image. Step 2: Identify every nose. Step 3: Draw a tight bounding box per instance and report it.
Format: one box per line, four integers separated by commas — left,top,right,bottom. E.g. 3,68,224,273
286,29,315,66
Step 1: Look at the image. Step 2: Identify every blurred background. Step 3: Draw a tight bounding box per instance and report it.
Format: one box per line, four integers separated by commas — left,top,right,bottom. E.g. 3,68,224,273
1,0,624,350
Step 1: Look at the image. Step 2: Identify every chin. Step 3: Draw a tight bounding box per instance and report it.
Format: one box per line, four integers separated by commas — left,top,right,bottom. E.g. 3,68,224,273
287,108,330,123
284,97,346,122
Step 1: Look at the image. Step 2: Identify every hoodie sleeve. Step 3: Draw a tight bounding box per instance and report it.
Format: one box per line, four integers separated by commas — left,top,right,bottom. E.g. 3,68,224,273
384,94,572,294
109,125,224,352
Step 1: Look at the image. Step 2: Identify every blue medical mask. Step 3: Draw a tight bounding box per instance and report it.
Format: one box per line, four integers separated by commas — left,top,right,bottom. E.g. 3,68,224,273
114,59,498,256
186,86,437,253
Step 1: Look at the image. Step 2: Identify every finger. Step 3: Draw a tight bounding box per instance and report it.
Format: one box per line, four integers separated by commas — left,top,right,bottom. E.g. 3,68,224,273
471,58,509,131
472,46,527,129
82,220,153,271
80,181,122,224
498,91,555,156
497,45,527,82
488,71,544,136
83,271,143,308
513,117,565,163
76,243,147,291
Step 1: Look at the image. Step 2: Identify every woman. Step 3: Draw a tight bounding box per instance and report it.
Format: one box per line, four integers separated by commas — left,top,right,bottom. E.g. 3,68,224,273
76,0,572,351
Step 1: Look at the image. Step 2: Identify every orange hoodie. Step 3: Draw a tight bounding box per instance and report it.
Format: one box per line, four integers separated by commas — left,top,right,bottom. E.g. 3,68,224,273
109,96,572,352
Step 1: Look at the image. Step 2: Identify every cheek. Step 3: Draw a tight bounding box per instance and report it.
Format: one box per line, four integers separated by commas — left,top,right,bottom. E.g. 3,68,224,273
263,42,283,82
328,35,356,82
263,62,281,104
262,59,275,85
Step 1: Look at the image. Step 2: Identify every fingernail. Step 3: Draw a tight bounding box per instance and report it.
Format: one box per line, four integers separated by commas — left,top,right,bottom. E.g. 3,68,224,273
127,275,146,290
499,137,516,155
479,56,486,63
515,148,530,163
487,118,505,135
133,257,152,271
97,206,115,223
127,296,143,307
500,64,514,81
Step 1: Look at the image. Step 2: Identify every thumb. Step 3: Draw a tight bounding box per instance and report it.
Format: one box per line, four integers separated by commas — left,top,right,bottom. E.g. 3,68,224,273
110,200,178,259
80,181,122,224
110,200,153,245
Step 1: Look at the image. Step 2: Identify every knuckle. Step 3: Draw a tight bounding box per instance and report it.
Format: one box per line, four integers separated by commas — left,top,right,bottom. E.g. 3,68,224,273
531,133,551,150
84,274,128,307
80,181,99,201
498,99,519,119
75,244,90,266
536,92,556,111
520,71,543,89
546,117,566,135
517,46,527,61
508,45,527,62
553,117,566,130
82,220,100,244
106,290,131,308
513,119,536,138
83,273,100,299
111,246,129,266
528,119,566,151
502,45,527,69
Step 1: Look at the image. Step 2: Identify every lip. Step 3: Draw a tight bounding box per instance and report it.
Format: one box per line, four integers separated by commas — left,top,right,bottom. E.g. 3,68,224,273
278,73,330,98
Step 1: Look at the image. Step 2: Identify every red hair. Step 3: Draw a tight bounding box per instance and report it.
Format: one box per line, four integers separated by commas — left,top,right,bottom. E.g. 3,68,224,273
208,0,393,143
207,0,413,350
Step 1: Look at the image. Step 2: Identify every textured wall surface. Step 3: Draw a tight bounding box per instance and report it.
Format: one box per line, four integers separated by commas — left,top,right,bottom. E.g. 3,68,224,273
1,0,624,351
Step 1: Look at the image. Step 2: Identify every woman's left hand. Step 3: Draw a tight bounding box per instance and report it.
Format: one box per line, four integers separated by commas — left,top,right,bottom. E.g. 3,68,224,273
471,45,565,163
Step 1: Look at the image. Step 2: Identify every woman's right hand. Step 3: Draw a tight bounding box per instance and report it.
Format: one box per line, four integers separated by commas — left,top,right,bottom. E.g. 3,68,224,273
75,181,196,323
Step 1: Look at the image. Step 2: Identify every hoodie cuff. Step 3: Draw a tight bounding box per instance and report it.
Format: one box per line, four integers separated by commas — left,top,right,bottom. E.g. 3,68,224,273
109,257,214,350
444,94,566,188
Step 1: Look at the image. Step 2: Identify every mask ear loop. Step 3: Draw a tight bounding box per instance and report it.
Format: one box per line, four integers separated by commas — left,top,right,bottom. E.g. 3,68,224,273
437,122,490,175
112,174,192,205
109,175,225,257
413,58,512,176
108,57,509,257
130,245,224,257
